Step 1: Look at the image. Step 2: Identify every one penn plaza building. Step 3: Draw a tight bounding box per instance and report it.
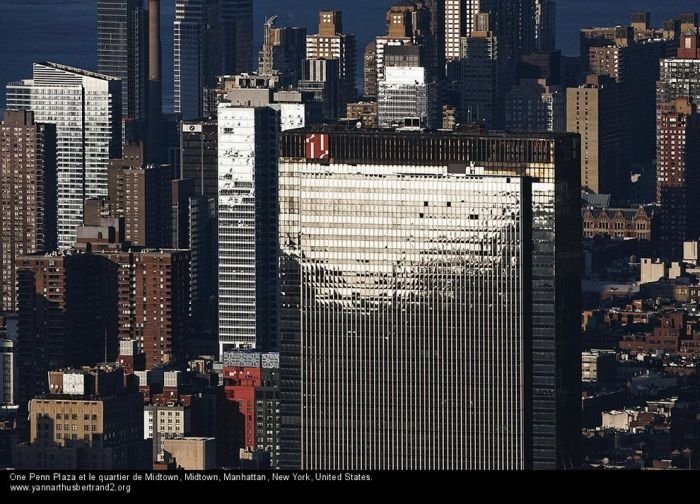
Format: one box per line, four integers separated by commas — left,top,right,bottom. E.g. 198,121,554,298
278,126,581,470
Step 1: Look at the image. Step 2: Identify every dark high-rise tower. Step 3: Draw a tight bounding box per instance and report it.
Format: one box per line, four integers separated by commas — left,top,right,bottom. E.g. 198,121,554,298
180,120,219,202
0,111,56,315
16,252,119,431
175,0,254,120
258,17,307,88
147,0,163,163
534,0,555,51
656,98,700,260
223,0,254,75
278,126,582,470
97,0,147,120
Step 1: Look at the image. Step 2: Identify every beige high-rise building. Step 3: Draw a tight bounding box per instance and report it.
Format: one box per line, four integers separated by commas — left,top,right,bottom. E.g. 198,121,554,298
566,74,625,198
305,10,356,106
0,111,56,314
444,0,479,61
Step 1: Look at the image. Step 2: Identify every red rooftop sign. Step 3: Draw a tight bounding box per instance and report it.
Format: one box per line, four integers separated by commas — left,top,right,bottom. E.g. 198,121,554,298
305,133,329,160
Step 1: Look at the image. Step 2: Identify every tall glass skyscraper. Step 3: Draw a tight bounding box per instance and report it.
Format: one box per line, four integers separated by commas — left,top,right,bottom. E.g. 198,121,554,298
6,63,122,248
174,0,205,120
97,0,147,120
217,102,279,354
278,127,581,470
175,0,253,120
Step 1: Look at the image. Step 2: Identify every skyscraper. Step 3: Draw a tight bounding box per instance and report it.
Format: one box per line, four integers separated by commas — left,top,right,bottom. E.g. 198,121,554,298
655,31,700,260
279,126,581,470
363,41,378,98
444,0,479,61
147,0,163,163
224,0,254,75
6,63,122,249
97,0,147,120
534,0,556,51
658,32,700,107
133,250,190,368
586,38,670,167
656,98,700,260
217,102,279,354
444,0,537,62
172,178,217,335
505,79,565,132
0,111,56,315
461,14,510,129
566,75,625,198
174,0,254,120
180,120,219,202
174,0,205,120
372,2,437,99
108,145,173,248
306,11,357,109
298,59,341,120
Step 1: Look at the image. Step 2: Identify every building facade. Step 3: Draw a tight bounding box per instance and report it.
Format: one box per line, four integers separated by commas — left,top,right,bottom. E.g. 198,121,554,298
505,79,565,132
174,0,254,120
566,75,625,199
108,151,173,248
258,19,307,88
95,249,190,369
656,98,700,260
582,207,653,240
97,0,147,120
0,111,56,314
180,120,218,202
221,351,280,468
217,103,279,353
6,63,122,248
306,10,357,109
0,339,14,405
16,253,119,409
279,161,533,469
278,127,581,470
461,15,511,129
14,366,148,469
377,66,439,128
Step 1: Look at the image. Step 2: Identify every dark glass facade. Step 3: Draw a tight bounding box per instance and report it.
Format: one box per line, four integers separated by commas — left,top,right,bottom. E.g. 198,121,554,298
280,167,533,469
97,0,147,119
279,127,581,470
175,0,253,120
180,120,219,202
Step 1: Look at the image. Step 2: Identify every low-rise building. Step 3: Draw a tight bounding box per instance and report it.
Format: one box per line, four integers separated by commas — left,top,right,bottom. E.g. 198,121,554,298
582,207,652,240
162,437,216,470
13,365,149,469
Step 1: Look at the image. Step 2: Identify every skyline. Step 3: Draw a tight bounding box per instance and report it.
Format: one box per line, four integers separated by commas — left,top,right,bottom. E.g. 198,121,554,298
0,0,695,110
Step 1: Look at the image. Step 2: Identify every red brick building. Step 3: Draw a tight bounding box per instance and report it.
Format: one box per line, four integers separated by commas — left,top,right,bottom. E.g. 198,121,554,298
222,367,261,450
